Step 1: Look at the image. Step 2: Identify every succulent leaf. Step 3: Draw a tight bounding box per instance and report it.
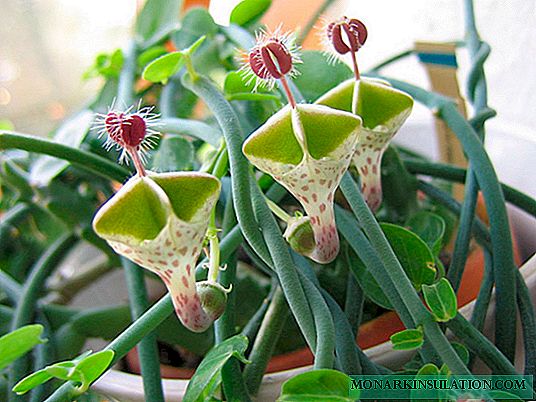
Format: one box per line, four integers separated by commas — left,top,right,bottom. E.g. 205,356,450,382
93,172,221,332
243,104,361,263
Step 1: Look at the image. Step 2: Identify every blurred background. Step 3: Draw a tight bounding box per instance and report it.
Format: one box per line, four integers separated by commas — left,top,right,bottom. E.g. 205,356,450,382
1,0,535,135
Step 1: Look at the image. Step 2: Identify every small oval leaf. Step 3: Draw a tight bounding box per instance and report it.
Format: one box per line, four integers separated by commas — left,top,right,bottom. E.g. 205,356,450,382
0,325,46,371
142,52,185,84
230,0,272,26
279,369,356,401
183,335,249,402
75,350,115,391
406,211,446,256
422,278,457,322
12,369,53,395
390,328,424,351
381,223,437,290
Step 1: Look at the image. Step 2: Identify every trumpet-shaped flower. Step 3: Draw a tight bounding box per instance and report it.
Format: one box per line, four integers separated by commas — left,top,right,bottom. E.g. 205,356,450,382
243,104,362,263
316,78,413,211
93,172,223,332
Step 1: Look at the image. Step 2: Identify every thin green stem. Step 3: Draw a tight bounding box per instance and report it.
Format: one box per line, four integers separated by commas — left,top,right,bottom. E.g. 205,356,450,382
340,174,469,374
249,182,317,352
243,287,288,396
448,314,517,375
216,254,251,402
368,49,414,72
159,118,222,148
0,133,129,183
181,74,271,267
0,204,30,243
123,260,165,402
447,173,479,291
0,269,23,303
265,197,291,222
371,72,518,363
9,234,77,402
344,268,363,338
403,159,536,218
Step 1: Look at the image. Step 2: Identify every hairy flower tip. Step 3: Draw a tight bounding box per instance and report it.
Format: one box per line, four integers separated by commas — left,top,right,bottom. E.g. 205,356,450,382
94,101,160,165
326,17,367,55
239,26,302,91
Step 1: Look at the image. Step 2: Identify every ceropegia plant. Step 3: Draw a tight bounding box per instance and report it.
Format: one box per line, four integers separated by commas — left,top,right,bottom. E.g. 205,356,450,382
241,27,362,264
317,18,414,211
92,104,226,332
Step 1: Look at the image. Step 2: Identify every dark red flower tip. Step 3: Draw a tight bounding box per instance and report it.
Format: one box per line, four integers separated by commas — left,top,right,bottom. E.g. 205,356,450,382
104,113,146,149
121,115,146,148
249,39,293,80
327,17,368,55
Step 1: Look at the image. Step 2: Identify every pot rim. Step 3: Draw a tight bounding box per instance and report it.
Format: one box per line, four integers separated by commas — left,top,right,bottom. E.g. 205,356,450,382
92,253,536,401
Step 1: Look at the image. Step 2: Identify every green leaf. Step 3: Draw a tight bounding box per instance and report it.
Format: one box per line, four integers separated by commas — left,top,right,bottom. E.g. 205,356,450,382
12,350,112,395
406,211,446,256
142,52,185,84
75,350,115,391
0,325,45,371
135,0,181,45
44,181,95,228
70,306,132,340
152,135,194,172
415,363,440,376
45,361,81,382
29,110,94,186
171,8,217,50
1,159,33,200
14,355,88,395
12,369,53,395
137,46,168,68
390,328,424,350
294,51,353,103
230,0,271,26
380,223,437,290
278,369,356,401
183,335,249,402
422,278,457,322
83,49,124,80
224,71,280,102
347,249,393,310
450,342,469,365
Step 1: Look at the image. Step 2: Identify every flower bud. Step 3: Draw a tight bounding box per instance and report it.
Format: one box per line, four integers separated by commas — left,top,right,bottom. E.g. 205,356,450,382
196,281,228,322
284,216,315,255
